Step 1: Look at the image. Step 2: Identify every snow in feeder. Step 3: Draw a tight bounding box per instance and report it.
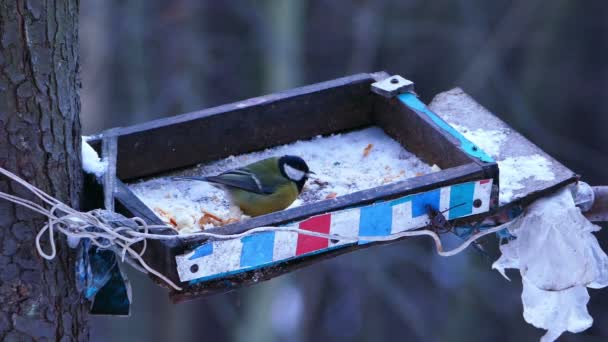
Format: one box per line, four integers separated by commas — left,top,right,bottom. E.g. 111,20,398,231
129,127,440,233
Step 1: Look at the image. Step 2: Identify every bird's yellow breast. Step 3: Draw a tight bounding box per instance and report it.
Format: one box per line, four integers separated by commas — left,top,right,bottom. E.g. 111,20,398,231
229,183,299,217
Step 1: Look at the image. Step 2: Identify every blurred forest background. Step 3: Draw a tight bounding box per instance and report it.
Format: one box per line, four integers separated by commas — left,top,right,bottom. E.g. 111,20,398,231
84,1,608,341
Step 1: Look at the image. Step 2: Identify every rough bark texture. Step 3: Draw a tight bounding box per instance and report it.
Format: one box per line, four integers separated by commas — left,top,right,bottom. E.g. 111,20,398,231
0,0,89,341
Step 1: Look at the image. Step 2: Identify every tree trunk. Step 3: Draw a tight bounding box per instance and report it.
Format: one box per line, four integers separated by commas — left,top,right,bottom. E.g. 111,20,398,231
0,0,88,341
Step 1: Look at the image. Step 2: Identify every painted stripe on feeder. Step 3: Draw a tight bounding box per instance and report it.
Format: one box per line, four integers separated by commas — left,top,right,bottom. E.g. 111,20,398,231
188,242,213,260
176,238,243,282
273,230,298,260
359,202,393,240
240,231,275,267
296,214,331,255
472,179,493,215
328,209,360,247
448,182,475,219
412,189,441,217
439,186,451,212
390,200,411,234
390,200,430,234
176,179,495,283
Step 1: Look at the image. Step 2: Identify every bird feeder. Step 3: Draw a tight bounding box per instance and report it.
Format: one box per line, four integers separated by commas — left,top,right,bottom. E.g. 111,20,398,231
85,72,577,303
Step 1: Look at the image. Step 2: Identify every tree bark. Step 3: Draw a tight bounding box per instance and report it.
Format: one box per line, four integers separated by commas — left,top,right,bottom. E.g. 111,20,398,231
0,0,88,341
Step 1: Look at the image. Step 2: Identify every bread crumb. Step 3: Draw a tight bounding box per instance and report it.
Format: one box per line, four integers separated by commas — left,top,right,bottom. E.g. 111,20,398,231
325,192,338,199
363,143,373,157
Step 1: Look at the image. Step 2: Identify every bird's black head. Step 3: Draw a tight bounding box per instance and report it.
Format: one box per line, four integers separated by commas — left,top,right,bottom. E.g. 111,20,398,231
278,155,312,192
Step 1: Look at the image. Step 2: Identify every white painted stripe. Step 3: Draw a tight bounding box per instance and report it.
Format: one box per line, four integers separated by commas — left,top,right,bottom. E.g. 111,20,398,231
273,229,298,260
176,254,194,282
176,239,243,282
200,239,242,278
439,186,451,212
329,209,361,247
472,179,493,215
391,201,429,234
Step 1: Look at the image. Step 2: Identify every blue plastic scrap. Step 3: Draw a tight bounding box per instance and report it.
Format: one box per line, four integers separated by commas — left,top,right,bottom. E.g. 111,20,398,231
90,263,131,316
74,230,132,316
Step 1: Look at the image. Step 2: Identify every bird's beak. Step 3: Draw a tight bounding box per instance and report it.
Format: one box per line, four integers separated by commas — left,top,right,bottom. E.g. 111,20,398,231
307,171,316,178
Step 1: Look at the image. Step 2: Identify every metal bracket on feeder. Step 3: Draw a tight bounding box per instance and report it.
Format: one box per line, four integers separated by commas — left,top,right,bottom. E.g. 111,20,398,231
101,129,119,212
371,75,415,98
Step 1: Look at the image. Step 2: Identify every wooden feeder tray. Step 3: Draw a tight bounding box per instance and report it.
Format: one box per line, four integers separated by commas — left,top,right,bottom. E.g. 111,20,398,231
85,72,576,302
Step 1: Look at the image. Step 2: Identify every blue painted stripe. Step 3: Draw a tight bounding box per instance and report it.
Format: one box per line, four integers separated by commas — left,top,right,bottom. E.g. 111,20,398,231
448,182,475,219
398,93,494,163
189,243,213,260
240,232,275,267
359,202,392,239
188,243,355,285
412,189,440,217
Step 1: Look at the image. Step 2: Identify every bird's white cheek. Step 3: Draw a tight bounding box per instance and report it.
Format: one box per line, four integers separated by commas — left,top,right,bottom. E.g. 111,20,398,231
284,164,305,181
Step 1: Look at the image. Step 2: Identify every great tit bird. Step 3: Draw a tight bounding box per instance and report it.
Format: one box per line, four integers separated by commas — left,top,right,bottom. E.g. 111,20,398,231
174,155,313,217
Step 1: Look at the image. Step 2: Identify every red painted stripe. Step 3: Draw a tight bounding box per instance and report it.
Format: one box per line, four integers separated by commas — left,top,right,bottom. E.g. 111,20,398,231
296,214,331,255
479,179,491,184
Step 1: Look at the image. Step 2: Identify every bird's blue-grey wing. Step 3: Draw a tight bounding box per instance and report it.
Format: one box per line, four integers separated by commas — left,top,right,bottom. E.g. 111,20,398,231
204,169,275,194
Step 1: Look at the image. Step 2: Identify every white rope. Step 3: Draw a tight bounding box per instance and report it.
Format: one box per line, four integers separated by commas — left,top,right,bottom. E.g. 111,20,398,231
0,166,508,292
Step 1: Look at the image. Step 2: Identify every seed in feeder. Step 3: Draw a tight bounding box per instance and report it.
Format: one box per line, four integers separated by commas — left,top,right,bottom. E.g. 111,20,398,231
130,126,435,234
198,215,218,228
325,192,338,199
155,207,178,227
200,209,223,221
223,218,241,224
363,143,373,157
312,179,329,187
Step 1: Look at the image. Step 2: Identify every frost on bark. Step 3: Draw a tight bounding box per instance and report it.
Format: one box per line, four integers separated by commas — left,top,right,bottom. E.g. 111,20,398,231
0,0,89,341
